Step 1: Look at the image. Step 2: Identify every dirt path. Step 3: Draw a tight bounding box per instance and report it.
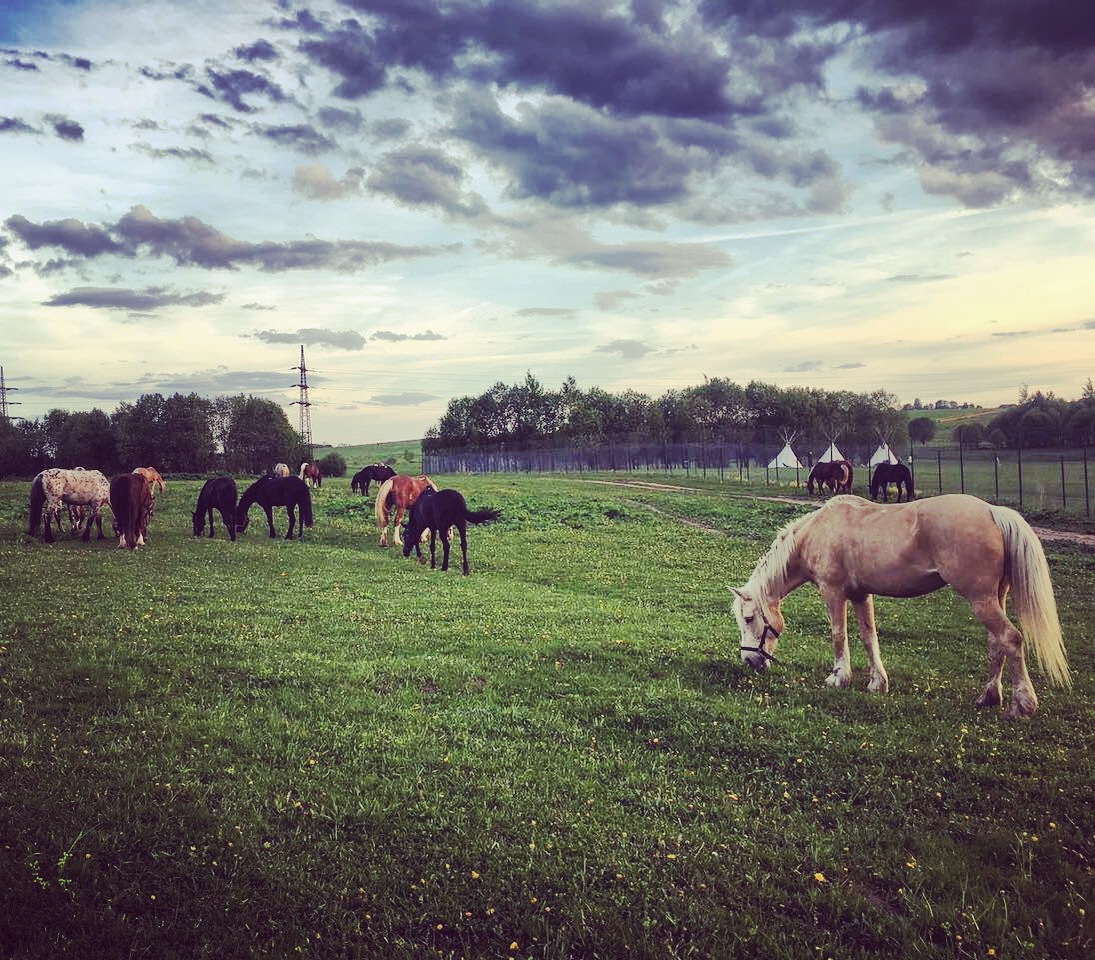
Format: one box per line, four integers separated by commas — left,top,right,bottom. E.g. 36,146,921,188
584,478,1095,550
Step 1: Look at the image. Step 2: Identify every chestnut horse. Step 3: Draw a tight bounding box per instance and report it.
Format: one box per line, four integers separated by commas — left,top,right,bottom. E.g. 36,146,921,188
807,460,853,495
132,466,166,496
374,473,439,547
299,462,322,488
110,472,153,549
731,494,1069,719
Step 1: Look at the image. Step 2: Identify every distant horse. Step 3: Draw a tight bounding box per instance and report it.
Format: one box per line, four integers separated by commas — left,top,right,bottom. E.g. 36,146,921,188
870,462,914,501
110,472,153,549
351,463,396,496
28,468,111,543
298,462,322,488
272,463,290,478
132,466,166,496
403,487,502,575
807,460,853,495
192,476,238,541
236,476,314,540
731,494,1070,719
375,473,439,547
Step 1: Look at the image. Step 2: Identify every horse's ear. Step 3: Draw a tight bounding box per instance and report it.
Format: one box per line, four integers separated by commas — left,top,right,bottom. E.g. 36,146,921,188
730,587,745,599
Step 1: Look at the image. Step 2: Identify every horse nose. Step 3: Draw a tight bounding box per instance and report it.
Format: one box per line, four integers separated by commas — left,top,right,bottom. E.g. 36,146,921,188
743,653,770,673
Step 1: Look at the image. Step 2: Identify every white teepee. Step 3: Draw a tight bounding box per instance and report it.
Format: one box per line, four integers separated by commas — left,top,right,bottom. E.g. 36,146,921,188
869,442,899,466
818,440,845,462
768,442,803,469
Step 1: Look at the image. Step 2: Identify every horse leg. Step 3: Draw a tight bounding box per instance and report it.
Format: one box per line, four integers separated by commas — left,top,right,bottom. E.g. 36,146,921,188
379,506,390,547
393,507,405,547
264,506,276,538
969,592,1038,718
457,524,470,576
852,596,889,693
428,528,438,569
439,526,452,572
823,592,853,688
286,506,296,539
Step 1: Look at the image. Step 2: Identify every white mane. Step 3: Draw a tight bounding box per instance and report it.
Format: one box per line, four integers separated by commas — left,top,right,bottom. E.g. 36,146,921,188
746,509,814,602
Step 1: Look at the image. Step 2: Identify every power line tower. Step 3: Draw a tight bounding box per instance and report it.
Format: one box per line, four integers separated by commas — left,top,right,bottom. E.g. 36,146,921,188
290,345,313,460
0,366,20,422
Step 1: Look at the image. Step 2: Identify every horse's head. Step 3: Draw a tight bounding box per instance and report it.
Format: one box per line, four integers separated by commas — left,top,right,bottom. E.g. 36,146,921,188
191,510,204,536
731,587,784,672
235,512,250,534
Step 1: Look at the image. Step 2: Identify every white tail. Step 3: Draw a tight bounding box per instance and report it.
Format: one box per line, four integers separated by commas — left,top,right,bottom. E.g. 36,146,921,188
991,506,1070,688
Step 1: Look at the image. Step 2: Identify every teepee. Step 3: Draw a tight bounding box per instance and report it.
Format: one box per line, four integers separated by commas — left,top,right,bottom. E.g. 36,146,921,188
817,440,845,463
768,441,803,469
869,442,899,466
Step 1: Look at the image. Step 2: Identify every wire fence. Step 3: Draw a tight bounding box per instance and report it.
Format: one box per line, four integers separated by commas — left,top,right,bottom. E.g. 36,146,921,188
424,442,1093,517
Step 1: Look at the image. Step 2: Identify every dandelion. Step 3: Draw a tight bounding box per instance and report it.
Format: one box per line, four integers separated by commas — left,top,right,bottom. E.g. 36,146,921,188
814,872,827,883
471,870,480,879
510,942,519,951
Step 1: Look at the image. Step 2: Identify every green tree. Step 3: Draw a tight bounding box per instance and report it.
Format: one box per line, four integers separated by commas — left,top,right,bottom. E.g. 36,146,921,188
221,396,299,474
318,451,347,477
57,409,119,472
908,416,936,445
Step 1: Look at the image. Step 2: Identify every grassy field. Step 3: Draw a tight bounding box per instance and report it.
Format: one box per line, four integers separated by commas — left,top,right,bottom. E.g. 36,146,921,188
1,474,1092,959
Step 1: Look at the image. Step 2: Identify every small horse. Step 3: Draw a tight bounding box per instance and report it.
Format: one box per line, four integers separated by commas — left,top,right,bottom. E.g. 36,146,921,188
351,463,396,496
870,462,914,502
402,487,502,575
132,466,167,496
807,460,853,495
272,463,290,478
375,474,439,547
28,467,111,543
730,494,1070,719
299,462,322,488
236,475,314,540
192,476,238,541
110,472,153,549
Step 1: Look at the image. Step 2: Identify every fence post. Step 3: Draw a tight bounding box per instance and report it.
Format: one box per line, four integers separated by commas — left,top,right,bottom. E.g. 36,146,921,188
937,449,942,496
959,442,965,495
994,455,999,502
1061,455,1067,510
1085,447,1091,518
1017,443,1023,509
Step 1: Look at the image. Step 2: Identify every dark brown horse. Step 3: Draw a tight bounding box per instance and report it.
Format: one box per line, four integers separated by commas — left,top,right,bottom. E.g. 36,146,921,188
192,476,238,541
237,476,314,540
807,460,853,495
402,487,502,575
351,462,396,496
375,473,439,547
110,472,153,549
870,462,914,501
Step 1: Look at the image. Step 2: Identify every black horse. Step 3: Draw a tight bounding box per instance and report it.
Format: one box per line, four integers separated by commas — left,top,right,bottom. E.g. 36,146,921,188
236,476,314,540
402,487,501,575
192,476,238,541
807,460,853,495
351,463,396,496
870,462,914,502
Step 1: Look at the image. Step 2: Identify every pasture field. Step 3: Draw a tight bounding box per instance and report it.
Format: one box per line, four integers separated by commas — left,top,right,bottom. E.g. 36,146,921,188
1,475,1093,960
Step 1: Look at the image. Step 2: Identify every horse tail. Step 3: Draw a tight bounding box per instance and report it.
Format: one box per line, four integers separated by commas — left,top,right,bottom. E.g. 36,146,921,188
28,474,45,535
465,506,502,525
375,476,394,539
299,462,308,479
300,485,314,528
110,474,133,547
990,505,1070,689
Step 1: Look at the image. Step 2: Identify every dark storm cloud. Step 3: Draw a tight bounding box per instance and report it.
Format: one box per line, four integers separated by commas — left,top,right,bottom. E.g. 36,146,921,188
251,328,366,350
42,286,224,310
6,205,454,273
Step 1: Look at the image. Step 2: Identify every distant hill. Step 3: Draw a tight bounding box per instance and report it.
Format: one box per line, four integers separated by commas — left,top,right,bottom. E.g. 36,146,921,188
316,440,423,474
904,405,1008,443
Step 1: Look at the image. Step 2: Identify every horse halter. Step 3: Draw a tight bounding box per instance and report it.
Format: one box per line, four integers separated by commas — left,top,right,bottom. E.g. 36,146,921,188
740,619,783,664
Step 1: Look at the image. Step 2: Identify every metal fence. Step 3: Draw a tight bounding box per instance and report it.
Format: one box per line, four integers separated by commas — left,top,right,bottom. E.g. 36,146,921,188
424,443,1093,517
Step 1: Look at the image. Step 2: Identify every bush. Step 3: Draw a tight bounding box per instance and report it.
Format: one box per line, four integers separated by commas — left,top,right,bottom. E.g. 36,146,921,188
319,451,347,477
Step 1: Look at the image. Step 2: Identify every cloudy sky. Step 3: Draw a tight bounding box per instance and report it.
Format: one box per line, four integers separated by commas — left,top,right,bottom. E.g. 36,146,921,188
2,0,1093,444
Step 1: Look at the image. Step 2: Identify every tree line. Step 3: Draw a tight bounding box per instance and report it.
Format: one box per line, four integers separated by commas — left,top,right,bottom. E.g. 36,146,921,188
0,393,312,478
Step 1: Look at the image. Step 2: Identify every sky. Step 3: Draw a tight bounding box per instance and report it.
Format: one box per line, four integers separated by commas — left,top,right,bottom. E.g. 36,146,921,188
1,0,1093,445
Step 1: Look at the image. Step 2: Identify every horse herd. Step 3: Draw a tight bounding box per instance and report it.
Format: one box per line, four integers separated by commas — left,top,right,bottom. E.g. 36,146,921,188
23,459,1072,717
807,459,914,502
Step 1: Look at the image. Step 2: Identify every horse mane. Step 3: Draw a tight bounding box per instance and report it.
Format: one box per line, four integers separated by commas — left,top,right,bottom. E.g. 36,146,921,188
746,509,817,603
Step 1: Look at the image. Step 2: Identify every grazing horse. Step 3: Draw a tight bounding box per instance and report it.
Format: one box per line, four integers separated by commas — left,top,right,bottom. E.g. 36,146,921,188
192,476,238,541
730,494,1069,719
351,463,396,496
132,466,166,496
403,487,502,575
298,461,322,488
807,460,853,495
272,462,290,478
374,474,439,547
28,468,111,543
870,462,914,502
236,476,313,540
110,473,153,549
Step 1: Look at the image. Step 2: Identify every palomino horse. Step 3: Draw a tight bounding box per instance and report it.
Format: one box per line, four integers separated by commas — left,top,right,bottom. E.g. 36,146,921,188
731,494,1069,719
272,463,291,478
806,460,853,495
192,476,238,541
402,487,501,575
236,476,313,540
132,466,166,496
28,468,111,542
299,462,322,488
110,472,153,549
374,474,439,547
351,463,396,496
869,462,914,502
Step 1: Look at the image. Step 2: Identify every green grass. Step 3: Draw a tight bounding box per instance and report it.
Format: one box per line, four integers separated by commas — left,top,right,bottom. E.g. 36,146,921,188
1,476,1092,959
